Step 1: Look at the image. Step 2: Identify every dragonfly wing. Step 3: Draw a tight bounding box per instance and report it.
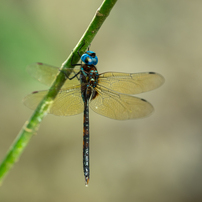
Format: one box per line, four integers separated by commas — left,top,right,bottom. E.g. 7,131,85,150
98,72,164,95
23,85,84,116
90,86,154,120
27,63,80,88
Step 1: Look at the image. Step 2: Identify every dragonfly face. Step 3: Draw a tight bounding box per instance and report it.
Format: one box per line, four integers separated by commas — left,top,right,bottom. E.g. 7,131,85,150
81,51,98,66
23,49,164,186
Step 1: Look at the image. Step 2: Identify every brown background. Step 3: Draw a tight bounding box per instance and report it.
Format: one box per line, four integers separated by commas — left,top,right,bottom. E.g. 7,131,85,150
0,0,202,202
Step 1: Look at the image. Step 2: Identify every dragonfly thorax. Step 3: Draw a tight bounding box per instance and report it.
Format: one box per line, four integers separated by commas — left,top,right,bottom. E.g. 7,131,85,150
80,64,99,102
80,65,98,87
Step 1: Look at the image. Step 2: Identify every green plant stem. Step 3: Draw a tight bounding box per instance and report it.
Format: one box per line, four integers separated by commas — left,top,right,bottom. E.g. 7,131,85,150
0,0,117,185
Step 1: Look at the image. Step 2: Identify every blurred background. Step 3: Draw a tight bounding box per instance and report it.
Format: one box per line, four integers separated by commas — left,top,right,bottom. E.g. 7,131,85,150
0,0,202,201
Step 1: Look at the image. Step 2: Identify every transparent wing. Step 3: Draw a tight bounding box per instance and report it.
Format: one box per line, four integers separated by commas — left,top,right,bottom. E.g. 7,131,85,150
23,85,84,116
90,86,154,120
98,72,164,95
27,62,80,88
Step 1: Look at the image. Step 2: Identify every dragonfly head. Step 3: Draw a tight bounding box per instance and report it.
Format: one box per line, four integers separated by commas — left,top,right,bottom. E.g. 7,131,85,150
81,51,98,66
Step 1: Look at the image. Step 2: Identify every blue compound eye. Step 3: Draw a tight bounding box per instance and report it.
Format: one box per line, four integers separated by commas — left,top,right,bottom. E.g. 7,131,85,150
81,51,98,65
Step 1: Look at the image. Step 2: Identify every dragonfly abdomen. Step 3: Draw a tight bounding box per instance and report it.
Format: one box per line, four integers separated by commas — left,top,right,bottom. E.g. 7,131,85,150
83,100,90,186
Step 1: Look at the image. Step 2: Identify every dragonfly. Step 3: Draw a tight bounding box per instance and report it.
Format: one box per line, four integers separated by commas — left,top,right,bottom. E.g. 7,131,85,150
23,45,164,186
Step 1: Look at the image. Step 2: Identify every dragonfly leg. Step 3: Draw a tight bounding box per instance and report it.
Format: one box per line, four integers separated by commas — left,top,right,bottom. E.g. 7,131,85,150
71,50,82,67
77,40,86,57
60,69,81,81
71,40,91,67
87,43,91,51
71,40,86,67
69,70,81,80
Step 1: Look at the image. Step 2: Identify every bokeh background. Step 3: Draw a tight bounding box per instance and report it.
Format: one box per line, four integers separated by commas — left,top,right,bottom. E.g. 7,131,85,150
0,0,202,201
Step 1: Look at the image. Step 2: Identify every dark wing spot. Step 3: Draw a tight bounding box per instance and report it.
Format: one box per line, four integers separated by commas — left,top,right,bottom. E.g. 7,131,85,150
141,98,147,102
37,62,43,65
32,91,39,94
149,72,156,74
